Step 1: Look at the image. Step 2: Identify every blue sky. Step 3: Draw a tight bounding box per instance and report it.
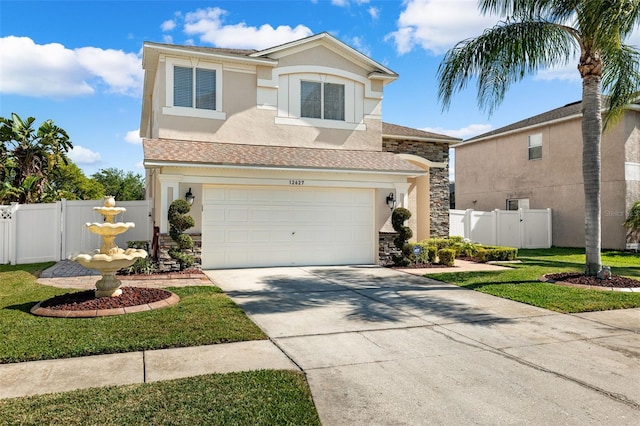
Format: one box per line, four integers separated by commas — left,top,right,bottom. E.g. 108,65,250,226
2,0,637,180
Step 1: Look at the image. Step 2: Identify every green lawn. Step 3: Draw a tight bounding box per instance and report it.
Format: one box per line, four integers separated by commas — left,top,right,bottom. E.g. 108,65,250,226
0,264,321,423
0,370,321,425
429,248,640,313
0,263,267,364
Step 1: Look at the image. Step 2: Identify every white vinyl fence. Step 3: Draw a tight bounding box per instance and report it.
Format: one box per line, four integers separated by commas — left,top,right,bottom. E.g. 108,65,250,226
0,200,152,265
449,208,552,249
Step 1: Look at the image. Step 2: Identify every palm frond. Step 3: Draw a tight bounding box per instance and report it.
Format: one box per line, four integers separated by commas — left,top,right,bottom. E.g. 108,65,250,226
438,19,576,115
602,43,640,127
479,0,577,21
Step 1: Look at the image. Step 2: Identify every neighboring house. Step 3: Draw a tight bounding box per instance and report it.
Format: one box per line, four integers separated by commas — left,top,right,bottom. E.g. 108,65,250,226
140,32,459,269
454,100,640,250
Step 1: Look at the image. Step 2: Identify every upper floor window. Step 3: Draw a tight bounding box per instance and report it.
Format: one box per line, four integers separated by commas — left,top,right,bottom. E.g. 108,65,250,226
163,58,225,120
301,81,345,121
528,134,542,160
174,66,216,110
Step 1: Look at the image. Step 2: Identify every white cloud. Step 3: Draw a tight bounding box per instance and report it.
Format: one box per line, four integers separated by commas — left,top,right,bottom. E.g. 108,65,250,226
125,129,142,145
345,36,371,57
331,0,349,6
387,0,499,55
135,161,144,169
182,7,313,50
368,7,379,20
75,47,143,96
0,36,143,98
422,123,493,139
535,62,580,82
161,19,176,32
69,145,101,164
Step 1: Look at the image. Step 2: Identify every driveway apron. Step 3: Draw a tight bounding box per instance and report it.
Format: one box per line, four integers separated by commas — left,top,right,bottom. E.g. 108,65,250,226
205,266,640,425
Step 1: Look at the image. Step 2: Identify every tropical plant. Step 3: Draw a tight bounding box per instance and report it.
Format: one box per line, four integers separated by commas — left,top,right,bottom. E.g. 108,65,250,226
624,200,640,242
437,0,640,276
0,113,73,204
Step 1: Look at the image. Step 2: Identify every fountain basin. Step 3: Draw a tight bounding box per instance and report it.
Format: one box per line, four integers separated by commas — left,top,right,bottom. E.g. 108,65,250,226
85,222,135,236
72,248,147,297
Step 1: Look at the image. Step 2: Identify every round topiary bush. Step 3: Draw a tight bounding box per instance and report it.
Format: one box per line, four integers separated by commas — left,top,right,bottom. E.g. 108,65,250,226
168,199,195,270
391,207,413,266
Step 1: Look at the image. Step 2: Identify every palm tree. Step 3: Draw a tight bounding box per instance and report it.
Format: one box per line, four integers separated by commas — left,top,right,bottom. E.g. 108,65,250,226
438,0,640,276
0,113,73,204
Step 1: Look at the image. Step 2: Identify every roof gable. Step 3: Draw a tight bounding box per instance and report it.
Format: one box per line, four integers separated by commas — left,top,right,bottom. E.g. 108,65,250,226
249,32,397,80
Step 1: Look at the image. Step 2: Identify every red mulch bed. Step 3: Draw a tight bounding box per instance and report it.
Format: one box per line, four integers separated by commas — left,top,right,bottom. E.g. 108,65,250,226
545,272,640,288
39,287,173,311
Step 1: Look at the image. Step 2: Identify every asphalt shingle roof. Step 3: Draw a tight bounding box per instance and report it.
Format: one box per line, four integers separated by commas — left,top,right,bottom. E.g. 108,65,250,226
382,122,460,142
465,101,583,142
143,139,425,174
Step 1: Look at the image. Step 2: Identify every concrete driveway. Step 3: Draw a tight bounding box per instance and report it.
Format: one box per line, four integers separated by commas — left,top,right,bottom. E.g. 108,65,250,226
205,265,640,425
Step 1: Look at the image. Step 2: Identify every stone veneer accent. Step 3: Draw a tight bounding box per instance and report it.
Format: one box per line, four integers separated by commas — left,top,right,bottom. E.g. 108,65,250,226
156,233,202,272
382,138,450,238
378,232,400,266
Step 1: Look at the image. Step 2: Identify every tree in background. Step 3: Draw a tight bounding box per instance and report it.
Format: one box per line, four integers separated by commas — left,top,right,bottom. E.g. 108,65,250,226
438,0,640,276
91,168,145,201
0,113,73,203
50,162,105,201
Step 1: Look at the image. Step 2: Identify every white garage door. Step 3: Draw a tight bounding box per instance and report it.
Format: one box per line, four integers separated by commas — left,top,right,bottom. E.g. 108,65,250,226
201,186,375,269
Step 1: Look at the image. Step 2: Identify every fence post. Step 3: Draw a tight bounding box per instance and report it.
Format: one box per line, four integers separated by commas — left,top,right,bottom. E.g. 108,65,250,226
518,208,525,249
9,203,19,265
546,208,553,248
491,209,498,246
60,199,67,261
464,209,473,240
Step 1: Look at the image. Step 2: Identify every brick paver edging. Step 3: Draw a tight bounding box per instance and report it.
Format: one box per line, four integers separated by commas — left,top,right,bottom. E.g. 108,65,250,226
30,291,181,318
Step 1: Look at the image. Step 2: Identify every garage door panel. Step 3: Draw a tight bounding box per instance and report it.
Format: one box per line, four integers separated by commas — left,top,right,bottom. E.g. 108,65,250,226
202,186,374,269
226,208,249,222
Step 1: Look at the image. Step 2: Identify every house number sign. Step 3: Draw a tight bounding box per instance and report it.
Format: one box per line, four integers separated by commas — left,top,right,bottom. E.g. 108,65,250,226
289,180,305,186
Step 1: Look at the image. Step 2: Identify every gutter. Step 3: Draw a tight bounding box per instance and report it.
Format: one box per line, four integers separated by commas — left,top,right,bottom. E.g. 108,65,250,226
142,160,427,177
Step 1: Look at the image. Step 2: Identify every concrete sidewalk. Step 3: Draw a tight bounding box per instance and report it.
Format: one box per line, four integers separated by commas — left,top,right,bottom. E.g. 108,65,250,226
0,261,299,399
0,341,299,399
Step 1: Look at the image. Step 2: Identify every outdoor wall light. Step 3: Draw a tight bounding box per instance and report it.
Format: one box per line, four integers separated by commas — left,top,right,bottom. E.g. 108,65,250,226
185,188,195,205
386,192,396,210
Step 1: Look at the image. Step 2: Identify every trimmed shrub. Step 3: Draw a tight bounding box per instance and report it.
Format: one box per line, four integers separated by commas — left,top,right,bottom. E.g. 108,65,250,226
437,248,456,266
392,207,413,267
168,199,195,270
476,246,518,263
427,245,438,263
403,242,430,264
457,240,480,258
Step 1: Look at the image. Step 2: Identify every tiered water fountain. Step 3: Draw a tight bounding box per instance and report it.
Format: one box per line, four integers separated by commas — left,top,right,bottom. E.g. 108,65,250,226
72,196,148,297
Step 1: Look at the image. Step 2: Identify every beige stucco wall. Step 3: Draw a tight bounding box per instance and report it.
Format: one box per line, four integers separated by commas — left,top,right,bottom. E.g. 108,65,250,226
151,44,385,151
455,112,636,249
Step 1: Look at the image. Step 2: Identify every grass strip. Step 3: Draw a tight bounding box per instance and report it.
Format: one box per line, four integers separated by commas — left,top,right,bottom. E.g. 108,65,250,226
0,265,266,364
428,248,640,313
0,370,321,425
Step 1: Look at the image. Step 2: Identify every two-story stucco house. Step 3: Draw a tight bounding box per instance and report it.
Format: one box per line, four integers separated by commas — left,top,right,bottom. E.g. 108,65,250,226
454,100,640,250
141,33,459,269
